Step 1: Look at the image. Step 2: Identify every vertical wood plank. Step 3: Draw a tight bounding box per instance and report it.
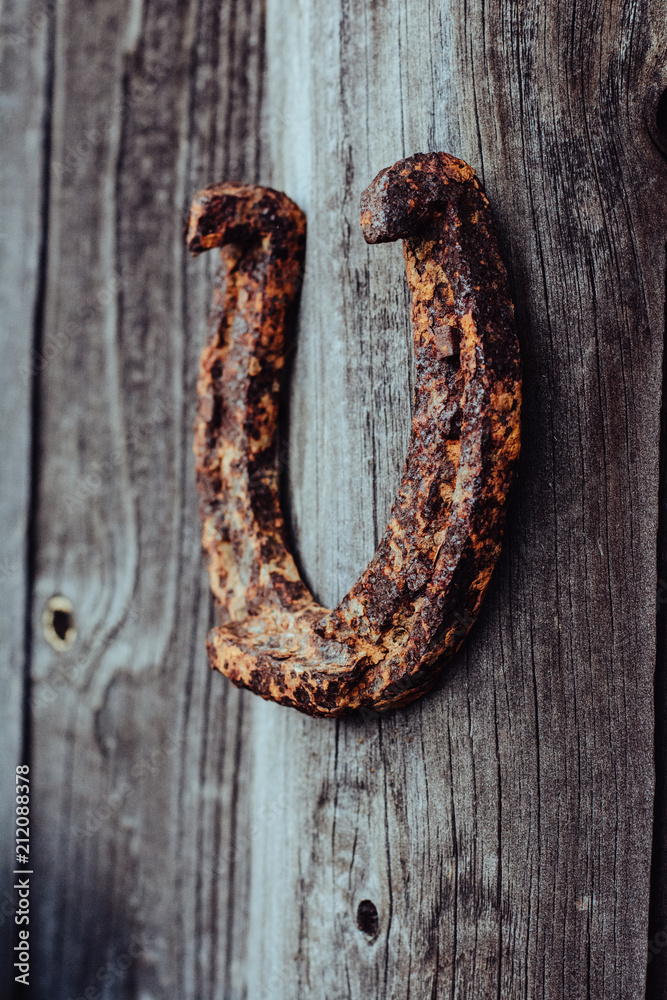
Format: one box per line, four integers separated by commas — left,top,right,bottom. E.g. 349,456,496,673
0,0,53,989
26,0,265,997
241,1,667,997
649,95,667,988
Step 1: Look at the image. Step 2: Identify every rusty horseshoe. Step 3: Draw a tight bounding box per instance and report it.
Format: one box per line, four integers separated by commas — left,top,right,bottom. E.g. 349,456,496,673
186,152,521,718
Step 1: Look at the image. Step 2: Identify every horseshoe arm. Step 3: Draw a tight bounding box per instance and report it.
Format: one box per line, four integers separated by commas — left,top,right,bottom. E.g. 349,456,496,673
187,154,521,717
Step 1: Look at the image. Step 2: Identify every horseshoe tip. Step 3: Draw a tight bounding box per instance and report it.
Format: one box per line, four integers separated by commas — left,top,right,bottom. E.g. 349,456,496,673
186,183,306,256
360,151,480,244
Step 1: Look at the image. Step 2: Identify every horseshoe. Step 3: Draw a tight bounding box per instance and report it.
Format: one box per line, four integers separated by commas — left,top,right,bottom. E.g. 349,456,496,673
186,152,521,718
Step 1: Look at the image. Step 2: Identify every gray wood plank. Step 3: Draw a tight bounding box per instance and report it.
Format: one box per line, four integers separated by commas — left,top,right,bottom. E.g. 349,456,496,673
247,1,667,997
12,0,667,998
650,345,667,998
26,0,264,996
0,0,53,990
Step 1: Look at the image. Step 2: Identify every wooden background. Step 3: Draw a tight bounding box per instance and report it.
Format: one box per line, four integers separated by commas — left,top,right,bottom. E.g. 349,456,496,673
2,0,667,997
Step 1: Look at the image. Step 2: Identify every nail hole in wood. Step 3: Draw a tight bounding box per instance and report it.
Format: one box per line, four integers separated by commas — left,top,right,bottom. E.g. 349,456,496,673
356,899,379,940
42,596,77,651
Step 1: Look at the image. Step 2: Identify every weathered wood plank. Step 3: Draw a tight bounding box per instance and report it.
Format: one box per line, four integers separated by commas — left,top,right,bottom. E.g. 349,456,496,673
10,0,667,998
245,0,667,996
648,89,667,998
0,0,53,989
27,0,264,996
650,350,667,998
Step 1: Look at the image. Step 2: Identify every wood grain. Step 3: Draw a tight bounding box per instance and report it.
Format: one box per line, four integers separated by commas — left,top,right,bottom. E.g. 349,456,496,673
26,0,263,995
3,0,667,996
0,0,54,989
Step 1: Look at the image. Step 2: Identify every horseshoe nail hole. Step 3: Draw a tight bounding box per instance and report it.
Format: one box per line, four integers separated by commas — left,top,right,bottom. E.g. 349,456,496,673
356,899,379,940
42,596,77,652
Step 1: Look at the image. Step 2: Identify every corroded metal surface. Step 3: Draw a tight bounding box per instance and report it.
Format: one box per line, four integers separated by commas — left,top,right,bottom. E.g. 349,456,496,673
187,153,521,717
